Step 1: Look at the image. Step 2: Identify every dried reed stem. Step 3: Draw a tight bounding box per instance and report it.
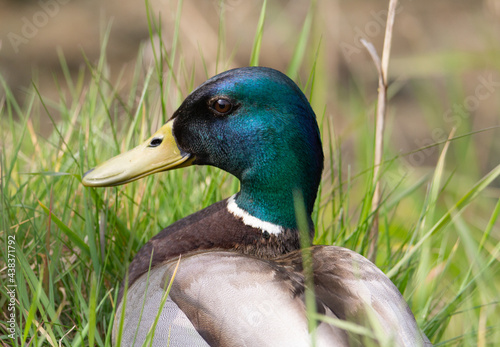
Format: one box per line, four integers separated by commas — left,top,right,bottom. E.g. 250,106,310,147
361,0,399,262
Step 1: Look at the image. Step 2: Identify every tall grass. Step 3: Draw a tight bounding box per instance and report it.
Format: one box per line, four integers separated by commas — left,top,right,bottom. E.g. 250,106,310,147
1,1,499,346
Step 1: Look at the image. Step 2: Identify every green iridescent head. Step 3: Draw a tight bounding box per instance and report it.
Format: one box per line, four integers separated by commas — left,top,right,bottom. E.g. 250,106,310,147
83,67,324,229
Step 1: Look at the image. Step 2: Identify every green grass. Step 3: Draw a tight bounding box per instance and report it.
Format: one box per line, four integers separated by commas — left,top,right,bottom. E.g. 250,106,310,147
1,1,500,346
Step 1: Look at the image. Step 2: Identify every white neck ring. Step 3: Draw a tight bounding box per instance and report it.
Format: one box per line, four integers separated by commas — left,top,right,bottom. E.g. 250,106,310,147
227,194,284,235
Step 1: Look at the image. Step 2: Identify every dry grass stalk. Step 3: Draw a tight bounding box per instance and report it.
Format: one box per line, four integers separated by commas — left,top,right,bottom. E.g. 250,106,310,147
361,0,399,262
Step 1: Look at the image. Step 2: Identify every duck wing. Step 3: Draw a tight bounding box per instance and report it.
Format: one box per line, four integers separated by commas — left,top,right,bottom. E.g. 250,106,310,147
114,248,431,346
298,246,431,346
114,251,347,346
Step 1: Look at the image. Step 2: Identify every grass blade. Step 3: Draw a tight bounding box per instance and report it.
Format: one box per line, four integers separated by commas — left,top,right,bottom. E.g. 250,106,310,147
388,162,500,278
249,0,267,66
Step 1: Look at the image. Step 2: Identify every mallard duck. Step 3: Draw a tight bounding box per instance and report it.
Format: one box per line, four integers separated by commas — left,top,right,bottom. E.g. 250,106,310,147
83,67,431,346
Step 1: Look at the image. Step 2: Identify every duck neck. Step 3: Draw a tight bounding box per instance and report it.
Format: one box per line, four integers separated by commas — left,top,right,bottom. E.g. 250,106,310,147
234,170,318,231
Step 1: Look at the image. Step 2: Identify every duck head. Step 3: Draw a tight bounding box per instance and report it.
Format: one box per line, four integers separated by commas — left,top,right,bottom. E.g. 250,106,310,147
83,67,324,229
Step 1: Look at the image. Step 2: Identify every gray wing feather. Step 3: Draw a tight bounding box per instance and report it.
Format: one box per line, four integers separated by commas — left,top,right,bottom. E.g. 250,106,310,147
310,246,431,346
114,249,431,347
113,265,209,346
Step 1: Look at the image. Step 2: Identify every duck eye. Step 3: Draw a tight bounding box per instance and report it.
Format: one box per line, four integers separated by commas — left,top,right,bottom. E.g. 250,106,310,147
149,137,163,147
211,98,232,115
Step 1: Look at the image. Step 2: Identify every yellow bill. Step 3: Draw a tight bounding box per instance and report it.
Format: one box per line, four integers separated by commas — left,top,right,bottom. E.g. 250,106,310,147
82,120,193,187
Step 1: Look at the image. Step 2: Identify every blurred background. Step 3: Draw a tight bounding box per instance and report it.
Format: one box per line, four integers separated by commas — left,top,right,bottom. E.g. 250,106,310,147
1,0,499,175
1,1,500,344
